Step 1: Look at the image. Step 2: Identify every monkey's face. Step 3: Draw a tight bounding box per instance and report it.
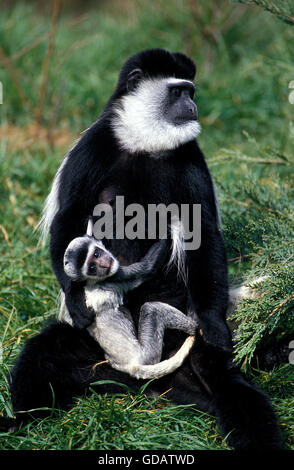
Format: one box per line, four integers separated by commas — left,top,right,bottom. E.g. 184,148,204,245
164,79,198,124
86,245,117,279
64,237,119,282
112,72,201,154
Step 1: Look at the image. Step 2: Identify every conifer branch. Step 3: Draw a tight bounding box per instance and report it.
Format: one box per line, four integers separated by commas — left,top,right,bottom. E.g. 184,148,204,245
235,0,294,25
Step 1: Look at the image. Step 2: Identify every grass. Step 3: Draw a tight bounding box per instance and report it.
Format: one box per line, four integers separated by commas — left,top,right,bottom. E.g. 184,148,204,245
0,386,225,450
0,0,293,450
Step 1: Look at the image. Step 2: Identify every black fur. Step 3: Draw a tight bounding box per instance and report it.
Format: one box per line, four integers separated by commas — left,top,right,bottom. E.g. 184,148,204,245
1,49,283,449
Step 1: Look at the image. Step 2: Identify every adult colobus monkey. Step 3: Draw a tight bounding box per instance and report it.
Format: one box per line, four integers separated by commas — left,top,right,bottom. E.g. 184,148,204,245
2,49,282,449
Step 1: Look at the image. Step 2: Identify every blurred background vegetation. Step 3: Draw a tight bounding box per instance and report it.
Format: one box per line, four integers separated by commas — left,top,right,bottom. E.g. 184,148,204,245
0,0,293,450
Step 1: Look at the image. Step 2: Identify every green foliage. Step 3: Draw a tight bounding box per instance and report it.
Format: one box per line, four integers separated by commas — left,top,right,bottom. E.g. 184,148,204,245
0,0,293,450
210,141,294,365
212,133,294,363
234,0,294,25
0,386,225,450
233,266,293,364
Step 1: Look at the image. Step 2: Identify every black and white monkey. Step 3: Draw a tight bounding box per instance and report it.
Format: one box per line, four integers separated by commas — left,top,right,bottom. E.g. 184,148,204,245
1,49,283,449
63,219,196,380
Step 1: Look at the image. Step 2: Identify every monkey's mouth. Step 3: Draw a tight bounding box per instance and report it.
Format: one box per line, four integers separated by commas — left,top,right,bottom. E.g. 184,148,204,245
174,116,198,125
102,265,111,275
100,259,114,275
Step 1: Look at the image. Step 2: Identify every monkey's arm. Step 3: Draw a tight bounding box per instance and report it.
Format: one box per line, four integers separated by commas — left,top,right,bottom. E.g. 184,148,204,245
111,239,169,288
47,118,117,329
186,204,232,352
50,210,95,329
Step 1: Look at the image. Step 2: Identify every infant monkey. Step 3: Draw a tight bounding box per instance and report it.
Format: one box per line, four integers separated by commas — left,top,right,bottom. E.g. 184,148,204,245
63,220,196,380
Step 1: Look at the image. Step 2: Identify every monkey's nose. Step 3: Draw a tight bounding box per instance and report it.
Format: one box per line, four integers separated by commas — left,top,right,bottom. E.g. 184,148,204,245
99,255,113,270
190,103,198,120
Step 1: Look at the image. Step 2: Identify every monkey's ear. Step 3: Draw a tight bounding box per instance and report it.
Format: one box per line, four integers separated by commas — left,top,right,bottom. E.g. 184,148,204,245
127,68,143,92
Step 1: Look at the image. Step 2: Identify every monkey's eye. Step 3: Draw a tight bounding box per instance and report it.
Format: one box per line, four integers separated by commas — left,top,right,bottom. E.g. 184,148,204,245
89,263,96,274
189,87,195,99
172,87,182,98
94,249,101,258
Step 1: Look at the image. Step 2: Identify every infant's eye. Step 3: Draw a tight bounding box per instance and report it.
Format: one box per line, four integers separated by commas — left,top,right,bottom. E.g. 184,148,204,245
94,250,101,258
89,263,96,273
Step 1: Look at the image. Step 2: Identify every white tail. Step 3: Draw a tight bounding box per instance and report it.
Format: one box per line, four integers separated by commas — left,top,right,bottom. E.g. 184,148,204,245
227,275,267,316
120,335,195,380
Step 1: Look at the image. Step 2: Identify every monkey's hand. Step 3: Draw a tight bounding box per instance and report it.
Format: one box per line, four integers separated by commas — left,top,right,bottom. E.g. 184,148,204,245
111,239,169,285
140,239,170,277
65,282,95,329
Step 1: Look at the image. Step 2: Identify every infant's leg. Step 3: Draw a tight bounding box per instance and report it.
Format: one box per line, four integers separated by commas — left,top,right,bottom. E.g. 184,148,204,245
88,308,142,366
138,301,196,365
